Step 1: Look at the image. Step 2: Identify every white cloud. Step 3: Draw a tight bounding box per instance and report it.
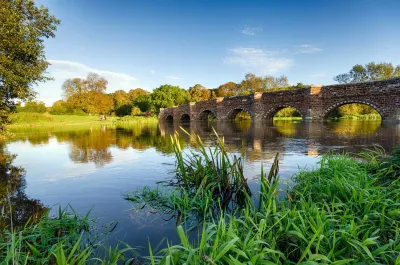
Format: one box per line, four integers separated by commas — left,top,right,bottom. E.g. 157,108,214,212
150,69,156,74
241,26,262,36
295,44,322,54
48,60,137,88
165,76,180,80
224,47,293,74
309,72,328,78
34,60,138,105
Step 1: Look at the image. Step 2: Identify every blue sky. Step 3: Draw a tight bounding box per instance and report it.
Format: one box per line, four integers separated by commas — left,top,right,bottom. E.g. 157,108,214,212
35,0,400,105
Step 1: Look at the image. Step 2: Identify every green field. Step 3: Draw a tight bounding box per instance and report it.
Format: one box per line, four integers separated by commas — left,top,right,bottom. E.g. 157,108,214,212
7,113,158,129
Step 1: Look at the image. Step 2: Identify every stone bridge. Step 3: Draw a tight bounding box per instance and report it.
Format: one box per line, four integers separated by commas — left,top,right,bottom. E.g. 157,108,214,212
159,78,400,122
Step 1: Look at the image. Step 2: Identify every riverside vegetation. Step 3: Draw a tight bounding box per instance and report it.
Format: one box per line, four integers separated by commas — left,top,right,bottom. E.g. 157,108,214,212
2,130,399,264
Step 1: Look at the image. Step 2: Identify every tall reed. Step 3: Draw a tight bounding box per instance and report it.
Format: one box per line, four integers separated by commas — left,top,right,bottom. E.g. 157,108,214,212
145,131,400,264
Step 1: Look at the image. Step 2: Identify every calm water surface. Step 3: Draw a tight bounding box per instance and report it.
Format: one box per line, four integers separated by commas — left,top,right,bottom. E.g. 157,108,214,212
5,120,400,256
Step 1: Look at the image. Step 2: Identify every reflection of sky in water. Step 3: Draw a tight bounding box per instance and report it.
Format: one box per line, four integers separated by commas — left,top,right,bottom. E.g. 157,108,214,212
5,120,400,257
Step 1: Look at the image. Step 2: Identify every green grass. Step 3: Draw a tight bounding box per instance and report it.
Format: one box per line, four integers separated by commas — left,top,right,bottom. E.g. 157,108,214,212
0,205,135,265
127,131,400,265
7,112,158,129
273,116,303,121
329,114,382,120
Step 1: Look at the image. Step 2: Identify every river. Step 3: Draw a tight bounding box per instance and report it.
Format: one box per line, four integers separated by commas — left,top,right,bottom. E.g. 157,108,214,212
4,120,400,256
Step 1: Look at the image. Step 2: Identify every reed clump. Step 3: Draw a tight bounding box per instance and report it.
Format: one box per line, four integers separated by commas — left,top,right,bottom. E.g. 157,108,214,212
0,205,135,265
125,128,252,223
143,131,400,265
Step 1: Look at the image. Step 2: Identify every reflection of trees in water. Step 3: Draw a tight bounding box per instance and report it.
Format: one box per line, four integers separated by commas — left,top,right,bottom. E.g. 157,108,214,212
273,120,298,136
0,148,47,230
67,128,114,167
9,120,397,168
327,120,381,136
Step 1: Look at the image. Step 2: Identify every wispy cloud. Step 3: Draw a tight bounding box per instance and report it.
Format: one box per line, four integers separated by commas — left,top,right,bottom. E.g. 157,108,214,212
165,76,180,80
224,47,293,74
149,69,156,74
295,44,322,54
48,60,137,89
309,72,328,78
241,26,263,36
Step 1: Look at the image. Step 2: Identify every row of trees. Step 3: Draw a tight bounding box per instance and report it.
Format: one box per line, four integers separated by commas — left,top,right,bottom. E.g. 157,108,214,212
334,62,400,84
17,61,400,117
39,72,308,116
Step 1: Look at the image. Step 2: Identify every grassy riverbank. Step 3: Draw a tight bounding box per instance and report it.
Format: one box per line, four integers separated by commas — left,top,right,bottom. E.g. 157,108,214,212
7,113,158,129
2,131,399,264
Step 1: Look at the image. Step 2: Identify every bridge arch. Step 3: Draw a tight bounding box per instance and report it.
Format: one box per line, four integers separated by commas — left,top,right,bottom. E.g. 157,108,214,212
263,105,305,120
323,100,384,119
165,115,174,122
180,113,190,121
198,109,216,121
226,108,253,120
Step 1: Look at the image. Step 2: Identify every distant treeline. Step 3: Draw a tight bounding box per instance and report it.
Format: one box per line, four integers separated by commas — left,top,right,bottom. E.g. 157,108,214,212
16,62,400,119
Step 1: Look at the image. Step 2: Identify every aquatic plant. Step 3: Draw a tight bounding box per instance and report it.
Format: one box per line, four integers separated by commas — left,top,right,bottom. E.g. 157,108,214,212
145,134,400,264
125,128,254,224
0,205,135,265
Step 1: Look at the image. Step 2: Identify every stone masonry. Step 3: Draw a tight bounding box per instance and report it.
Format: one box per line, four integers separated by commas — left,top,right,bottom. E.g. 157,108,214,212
159,78,400,121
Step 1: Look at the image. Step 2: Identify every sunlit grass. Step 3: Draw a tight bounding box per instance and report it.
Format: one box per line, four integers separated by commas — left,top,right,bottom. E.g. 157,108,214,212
135,130,400,265
7,113,158,130
0,205,135,264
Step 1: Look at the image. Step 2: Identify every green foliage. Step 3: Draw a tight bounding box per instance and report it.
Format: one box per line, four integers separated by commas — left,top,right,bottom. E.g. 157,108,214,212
327,103,382,120
189,84,211,102
0,0,59,127
50,100,72,115
274,107,301,118
62,73,113,115
16,101,47,113
334,62,400,84
151,85,190,112
0,205,135,264
133,94,154,113
125,129,252,223
130,106,142,116
234,111,251,121
147,141,400,264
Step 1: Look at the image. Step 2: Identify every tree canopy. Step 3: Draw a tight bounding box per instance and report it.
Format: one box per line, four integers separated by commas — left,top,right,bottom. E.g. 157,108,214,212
0,0,59,126
334,62,400,84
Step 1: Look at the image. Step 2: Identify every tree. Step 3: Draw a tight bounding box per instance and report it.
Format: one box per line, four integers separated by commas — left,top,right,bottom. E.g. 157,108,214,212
50,100,71,115
16,101,46,113
134,94,153,113
334,62,400,84
240,73,264,94
0,0,60,127
239,73,289,93
62,73,111,114
216,82,239,97
150,85,190,112
112,90,131,116
128,88,148,102
189,84,211,102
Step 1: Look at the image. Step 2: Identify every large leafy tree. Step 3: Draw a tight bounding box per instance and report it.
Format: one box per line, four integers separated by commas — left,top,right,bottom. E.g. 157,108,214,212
0,0,60,127
334,62,400,84
150,84,190,112
189,84,211,102
62,73,112,114
216,82,239,97
128,88,148,102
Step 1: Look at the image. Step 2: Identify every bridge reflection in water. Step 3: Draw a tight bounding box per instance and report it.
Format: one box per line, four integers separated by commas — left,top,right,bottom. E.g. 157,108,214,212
9,120,400,168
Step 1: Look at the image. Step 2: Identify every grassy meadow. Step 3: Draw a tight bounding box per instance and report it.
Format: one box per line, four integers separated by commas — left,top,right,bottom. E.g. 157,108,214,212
7,113,158,129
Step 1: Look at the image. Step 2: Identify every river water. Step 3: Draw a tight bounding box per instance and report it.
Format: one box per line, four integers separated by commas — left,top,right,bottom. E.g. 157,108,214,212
4,120,400,256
